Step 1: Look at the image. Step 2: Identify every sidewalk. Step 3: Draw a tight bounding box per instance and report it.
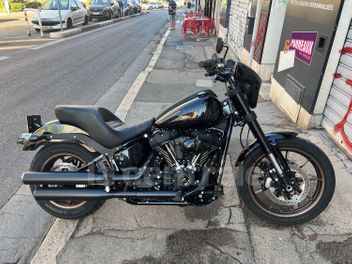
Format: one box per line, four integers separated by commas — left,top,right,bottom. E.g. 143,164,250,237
36,20,352,263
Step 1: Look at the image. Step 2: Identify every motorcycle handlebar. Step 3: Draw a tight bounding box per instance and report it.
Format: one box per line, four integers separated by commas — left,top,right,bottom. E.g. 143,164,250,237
199,58,237,79
198,59,216,70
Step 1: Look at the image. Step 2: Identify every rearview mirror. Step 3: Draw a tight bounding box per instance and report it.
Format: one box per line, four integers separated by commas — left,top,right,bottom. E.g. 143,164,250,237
70,6,77,11
216,38,224,54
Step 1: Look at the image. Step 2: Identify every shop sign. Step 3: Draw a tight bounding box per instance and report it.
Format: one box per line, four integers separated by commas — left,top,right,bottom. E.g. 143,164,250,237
290,31,318,64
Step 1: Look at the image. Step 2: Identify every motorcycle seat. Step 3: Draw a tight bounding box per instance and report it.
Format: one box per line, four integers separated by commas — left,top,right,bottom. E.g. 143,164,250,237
55,105,155,149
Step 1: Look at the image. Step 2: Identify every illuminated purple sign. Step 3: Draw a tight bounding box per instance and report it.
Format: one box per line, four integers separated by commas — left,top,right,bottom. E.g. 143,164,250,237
290,31,318,64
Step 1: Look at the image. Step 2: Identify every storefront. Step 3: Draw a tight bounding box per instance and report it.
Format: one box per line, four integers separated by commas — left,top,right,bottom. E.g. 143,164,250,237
227,0,288,82
269,0,352,157
228,0,249,54
214,0,231,38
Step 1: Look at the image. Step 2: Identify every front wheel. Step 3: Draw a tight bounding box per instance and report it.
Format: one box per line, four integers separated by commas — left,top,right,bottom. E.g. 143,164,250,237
30,143,105,219
237,137,335,225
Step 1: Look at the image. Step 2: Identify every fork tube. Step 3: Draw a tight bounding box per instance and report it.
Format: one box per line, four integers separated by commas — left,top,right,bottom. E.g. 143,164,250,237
217,115,234,183
231,87,286,178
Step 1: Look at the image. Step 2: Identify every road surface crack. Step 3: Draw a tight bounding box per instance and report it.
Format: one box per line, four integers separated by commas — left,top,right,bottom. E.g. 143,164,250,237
205,241,244,264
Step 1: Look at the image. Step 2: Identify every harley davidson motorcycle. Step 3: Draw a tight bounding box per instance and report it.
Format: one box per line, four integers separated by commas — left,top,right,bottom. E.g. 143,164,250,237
17,39,335,225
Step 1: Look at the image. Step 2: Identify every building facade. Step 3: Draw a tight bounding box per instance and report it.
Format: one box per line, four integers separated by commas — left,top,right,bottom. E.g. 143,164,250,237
225,0,352,157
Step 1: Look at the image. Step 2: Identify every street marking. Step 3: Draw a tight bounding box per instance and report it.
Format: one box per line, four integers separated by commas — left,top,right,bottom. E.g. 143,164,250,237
31,38,65,50
29,24,170,264
115,28,170,120
0,56,10,61
0,45,34,50
30,219,79,264
0,38,54,44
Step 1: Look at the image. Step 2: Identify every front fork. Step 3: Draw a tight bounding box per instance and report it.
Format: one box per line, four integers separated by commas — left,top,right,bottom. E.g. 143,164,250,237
231,86,293,190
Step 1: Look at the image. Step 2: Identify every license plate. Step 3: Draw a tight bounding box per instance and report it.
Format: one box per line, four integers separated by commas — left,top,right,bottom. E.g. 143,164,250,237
92,12,100,15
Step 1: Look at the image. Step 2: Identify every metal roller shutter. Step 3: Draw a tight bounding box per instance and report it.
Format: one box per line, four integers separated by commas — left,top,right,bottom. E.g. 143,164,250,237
322,20,352,156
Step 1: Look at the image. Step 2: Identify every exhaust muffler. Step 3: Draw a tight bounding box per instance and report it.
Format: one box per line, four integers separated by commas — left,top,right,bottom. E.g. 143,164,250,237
22,170,145,186
32,189,179,200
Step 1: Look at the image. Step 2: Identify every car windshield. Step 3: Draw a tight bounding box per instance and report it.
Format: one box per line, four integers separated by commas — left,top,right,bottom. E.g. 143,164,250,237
91,0,110,5
41,0,69,10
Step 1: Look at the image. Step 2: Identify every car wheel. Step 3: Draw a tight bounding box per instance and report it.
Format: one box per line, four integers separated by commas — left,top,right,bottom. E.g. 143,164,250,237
83,15,89,25
67,18,73,29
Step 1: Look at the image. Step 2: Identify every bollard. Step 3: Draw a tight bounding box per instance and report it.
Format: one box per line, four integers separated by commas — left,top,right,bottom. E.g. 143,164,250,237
37,9,44,38
24,10,31,37
55,0,64,31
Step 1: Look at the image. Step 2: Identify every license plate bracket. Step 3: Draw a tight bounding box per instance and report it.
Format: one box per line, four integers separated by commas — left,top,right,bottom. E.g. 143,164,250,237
27,115,42,133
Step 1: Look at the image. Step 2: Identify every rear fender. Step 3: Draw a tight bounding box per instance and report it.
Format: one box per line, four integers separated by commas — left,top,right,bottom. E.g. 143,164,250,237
235,131,298,167
17,120,103,152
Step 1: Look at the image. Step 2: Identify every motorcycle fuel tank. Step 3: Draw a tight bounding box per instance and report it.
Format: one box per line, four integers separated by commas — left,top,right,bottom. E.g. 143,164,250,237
155,90,222,129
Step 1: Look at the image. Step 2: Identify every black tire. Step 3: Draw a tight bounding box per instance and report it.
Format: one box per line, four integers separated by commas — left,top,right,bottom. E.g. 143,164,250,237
30,143,105,219
66,18,73,29
83,15,89,25
237,137,335,225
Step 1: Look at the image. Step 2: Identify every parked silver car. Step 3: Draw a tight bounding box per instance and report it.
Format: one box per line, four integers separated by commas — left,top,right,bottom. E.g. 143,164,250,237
32,0,88,31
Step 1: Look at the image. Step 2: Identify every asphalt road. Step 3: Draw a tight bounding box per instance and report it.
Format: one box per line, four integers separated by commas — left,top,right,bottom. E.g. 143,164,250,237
0,11,168,209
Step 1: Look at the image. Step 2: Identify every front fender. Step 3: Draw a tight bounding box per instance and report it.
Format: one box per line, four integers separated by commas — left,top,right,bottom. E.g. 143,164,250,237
18,120,88,151
235,131,298,167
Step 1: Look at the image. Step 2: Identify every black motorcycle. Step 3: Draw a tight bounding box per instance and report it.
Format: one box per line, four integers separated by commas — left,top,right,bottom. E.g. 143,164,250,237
18,39,335,225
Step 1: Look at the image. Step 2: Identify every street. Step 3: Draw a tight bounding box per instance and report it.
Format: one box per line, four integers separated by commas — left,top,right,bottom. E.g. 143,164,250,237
0,11,168,263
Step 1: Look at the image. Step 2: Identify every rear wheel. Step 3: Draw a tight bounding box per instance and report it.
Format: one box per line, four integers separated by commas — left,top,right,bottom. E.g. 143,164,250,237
30,144,105,219
237,137,335,225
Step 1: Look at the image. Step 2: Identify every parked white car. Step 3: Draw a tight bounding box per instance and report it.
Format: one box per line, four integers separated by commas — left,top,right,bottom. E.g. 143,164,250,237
32,0,89,31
